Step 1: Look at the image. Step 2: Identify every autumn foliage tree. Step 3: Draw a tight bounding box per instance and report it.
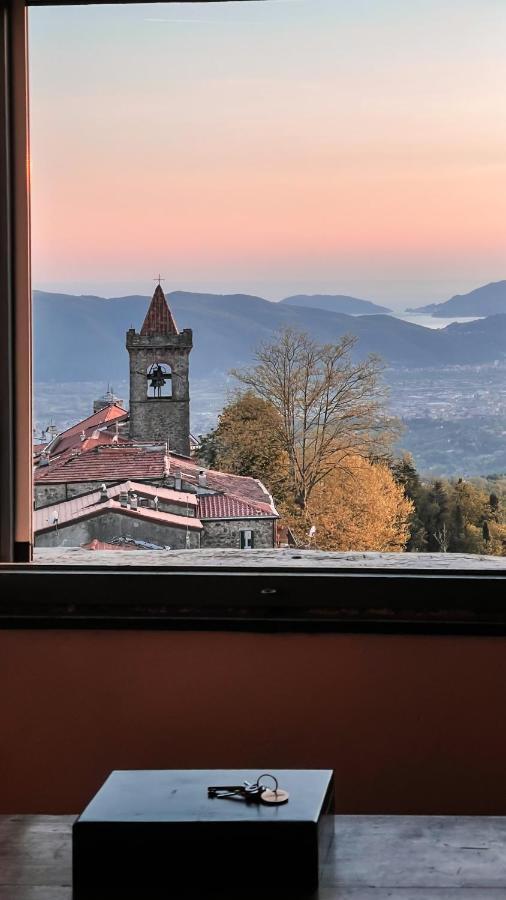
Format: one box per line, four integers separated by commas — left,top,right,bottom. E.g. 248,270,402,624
283,455,413,551
197,391,289,501
232,327,397,510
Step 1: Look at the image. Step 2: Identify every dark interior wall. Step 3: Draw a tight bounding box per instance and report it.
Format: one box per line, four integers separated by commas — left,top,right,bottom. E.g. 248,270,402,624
1,629,505,815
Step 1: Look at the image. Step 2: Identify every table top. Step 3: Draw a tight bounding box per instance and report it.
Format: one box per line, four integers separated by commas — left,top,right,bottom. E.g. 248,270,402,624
76,769,333,825
3,813,506,899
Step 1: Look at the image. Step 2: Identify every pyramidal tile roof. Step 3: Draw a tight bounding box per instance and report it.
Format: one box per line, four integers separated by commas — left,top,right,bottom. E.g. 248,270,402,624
141,284,179,336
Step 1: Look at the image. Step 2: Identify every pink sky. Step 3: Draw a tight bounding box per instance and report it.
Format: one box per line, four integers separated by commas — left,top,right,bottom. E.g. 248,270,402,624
28,0,506,307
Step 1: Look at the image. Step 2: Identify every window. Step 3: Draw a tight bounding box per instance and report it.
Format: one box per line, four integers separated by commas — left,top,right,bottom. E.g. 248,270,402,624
1,0,506,631
240,530,254,550
147,364,172,400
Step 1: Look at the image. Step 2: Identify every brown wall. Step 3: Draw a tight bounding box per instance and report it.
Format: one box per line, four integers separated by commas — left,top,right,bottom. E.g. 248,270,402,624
1,629,506,815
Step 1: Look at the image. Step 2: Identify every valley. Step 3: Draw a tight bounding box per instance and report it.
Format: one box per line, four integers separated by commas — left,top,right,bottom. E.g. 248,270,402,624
33,288,506,478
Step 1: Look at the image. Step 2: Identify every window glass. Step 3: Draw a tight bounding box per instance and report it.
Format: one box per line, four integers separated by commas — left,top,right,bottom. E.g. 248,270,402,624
29,1,506,565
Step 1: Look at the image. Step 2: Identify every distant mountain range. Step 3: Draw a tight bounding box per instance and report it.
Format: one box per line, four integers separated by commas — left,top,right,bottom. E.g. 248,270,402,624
407,280,506,317
280,294,392,315
33,289,506,385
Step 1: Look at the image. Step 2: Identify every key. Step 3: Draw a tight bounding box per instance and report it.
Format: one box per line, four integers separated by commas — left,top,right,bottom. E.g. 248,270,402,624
207,775,290,805
207,782,264,802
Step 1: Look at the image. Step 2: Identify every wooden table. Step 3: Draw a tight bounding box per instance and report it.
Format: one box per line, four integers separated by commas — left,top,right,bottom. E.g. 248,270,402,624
2,814,506,899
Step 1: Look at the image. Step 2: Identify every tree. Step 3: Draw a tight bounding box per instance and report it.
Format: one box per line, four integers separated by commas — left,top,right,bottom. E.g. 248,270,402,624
425,480,450,552
232,328,397,510
390,452,428,551
197,392,289,501
489,493,500,522
433,522,449,553
281,455,413,552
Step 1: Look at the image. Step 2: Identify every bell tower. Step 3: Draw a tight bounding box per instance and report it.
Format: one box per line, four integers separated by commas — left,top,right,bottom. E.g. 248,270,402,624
126,284,192,455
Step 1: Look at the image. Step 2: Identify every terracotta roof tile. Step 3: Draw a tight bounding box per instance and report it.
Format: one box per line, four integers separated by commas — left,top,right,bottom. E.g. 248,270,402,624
35,496,202,534
34,446,278,517
169,454,276,507
82,539,139,551
47,405,128,456
141,284,178,336
34,444,168,483
198,493,277,520
34,481,198,531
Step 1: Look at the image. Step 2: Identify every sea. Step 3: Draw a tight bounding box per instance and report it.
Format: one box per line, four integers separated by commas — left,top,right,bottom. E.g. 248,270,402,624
393,314,483,329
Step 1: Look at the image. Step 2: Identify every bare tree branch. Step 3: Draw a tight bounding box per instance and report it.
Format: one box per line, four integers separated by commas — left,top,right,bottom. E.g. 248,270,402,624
231,327,398,508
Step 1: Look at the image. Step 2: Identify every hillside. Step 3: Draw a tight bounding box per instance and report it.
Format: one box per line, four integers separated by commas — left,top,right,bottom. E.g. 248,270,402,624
33,289,506,385
280,294,392,315
407,280,506,317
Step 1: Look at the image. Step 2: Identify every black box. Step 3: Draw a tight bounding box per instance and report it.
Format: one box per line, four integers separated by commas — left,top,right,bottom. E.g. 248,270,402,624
73,769,334,898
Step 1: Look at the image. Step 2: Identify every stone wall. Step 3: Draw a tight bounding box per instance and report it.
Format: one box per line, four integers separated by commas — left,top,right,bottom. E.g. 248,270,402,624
201,518,275,549
127,329,192,455
35,511,201,550
35,481,120,509
34,484,67,509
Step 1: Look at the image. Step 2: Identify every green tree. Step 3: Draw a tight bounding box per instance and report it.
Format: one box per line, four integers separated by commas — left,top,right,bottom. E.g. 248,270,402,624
390,453,427,551
425,480,450,552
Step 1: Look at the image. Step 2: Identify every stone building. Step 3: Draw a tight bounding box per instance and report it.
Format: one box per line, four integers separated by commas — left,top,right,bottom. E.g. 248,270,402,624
34,466,277,550
33,284,278,551
35,482,202,550
126,284,192,455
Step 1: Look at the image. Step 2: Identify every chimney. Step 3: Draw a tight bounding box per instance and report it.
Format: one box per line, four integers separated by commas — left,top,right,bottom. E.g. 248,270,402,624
37,452,49,468
119,492,129,508
175,471,182,491
99,483,108,503
198,469,207,488
80,430,86,441
130,492,138,510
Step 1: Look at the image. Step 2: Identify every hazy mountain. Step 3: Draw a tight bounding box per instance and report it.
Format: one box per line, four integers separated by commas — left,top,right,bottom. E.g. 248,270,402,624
33,289,506,386
407,280,506,317
280,293,392,315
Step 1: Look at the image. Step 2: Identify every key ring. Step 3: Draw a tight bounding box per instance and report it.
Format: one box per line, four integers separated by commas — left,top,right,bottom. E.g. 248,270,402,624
256,773,279,793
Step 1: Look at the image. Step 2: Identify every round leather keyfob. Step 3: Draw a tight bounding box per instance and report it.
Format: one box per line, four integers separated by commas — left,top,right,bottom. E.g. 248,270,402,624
261,789,289,805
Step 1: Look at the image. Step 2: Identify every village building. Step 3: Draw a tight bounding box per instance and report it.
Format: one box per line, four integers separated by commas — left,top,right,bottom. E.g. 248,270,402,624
33,285,279,551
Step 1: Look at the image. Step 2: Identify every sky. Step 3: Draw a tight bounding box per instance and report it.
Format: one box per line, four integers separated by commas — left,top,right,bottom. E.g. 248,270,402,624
28,0,506,309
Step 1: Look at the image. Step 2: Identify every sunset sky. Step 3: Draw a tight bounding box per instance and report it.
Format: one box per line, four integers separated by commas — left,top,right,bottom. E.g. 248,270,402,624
28,0,506,308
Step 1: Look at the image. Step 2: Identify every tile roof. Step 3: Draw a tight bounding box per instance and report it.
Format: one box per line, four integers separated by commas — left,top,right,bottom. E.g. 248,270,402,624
82,539,139,551
35,496,202,534
198,493,277,520
34,481,198,531
114,480,198,508
169,453,276,507
34,445,278,518
141,284,178,336
34,444,169,483
46,404,128,456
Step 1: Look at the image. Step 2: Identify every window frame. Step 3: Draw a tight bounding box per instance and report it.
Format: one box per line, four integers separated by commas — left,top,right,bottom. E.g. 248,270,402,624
1,0,506,633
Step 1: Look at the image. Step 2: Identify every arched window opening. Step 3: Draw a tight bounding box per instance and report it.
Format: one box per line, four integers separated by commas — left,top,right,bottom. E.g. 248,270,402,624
146,362,172,399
